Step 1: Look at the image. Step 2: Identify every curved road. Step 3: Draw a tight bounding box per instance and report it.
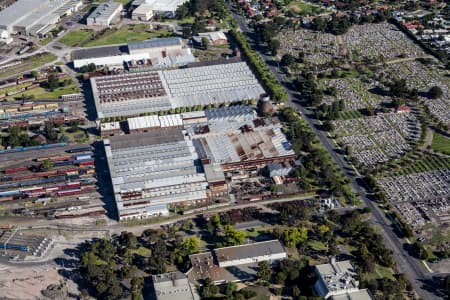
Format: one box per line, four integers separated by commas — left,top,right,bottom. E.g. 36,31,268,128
227,4,444,299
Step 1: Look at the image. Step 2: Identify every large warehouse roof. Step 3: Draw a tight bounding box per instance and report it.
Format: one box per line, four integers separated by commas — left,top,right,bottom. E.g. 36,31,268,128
91,61,265,118
0,0,80,34
104,129,208,220
0,0,42,29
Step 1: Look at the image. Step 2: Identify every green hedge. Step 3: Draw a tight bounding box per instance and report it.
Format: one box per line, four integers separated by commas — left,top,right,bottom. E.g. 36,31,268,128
230,29,288,102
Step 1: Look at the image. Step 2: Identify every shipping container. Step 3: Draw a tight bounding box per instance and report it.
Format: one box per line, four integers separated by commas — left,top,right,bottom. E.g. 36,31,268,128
52,161,73,167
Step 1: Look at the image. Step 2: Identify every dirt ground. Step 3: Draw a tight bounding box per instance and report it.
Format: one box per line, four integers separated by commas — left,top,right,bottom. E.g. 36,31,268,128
0,263,79,299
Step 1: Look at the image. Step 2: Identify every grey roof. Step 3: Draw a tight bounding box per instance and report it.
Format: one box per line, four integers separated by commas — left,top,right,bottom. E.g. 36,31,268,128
128,37,182,51
152,271,200,300
331,289,374,300
108,128,184,150
214,240,286,265
88,1,122,20
72,45,126,60
0,0,45,28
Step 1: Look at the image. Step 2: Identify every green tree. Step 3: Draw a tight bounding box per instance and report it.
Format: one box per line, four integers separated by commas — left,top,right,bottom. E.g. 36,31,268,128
257,261,271,282
280,53,295,67
207,214,221,235
223,225,245,246
47,73,59,91
225,282,237,296
200,278,219,298
131,277,144,300
182,237,200,255
201,36,209,50
268,39,280,56
42,159,52,171
282,227,308,248
428,86,443,99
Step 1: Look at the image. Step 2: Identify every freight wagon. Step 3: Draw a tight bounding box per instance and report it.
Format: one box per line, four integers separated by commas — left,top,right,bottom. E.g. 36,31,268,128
4,166,28,174
66,147,92,153
57,189,81,197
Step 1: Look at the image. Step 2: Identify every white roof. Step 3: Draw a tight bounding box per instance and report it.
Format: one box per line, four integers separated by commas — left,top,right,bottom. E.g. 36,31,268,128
143,0,188,12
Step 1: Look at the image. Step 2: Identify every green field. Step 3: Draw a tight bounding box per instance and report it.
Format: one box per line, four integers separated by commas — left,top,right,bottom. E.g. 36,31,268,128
339,109,364,120
0,53,57,80
5,81,80,101
59,30,93,47
391,154,450,176
287,1,326,16
83,25,175,47
431,131,450,155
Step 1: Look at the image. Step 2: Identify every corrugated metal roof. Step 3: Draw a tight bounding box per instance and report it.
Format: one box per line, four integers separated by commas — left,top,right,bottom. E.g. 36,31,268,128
128,37,182,51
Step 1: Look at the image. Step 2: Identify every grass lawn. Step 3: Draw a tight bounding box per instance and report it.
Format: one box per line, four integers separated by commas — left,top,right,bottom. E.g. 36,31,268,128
5,82,80,101
361,264,395,282
83,25,175,47
132,246,151,257
59,29,93,47
287,1,325,15
391,153,450,176
40,36,54,45
431,131,450,155
308,240,327,251
0,82,33,94
0,53,57,80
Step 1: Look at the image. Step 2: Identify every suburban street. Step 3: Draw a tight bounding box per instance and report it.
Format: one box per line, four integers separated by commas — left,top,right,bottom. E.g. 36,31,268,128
227,4,444,300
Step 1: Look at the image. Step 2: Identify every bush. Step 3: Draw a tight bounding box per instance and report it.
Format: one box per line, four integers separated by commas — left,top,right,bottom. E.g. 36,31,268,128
240,288,257,299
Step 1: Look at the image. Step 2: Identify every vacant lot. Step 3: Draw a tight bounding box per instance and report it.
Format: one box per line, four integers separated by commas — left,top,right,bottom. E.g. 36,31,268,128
83,25,175,47
59,29,94,47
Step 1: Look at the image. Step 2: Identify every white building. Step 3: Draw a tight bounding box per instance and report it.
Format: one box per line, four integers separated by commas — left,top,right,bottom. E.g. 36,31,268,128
86,1,122,27
132,3,153,21
215,240,287,267
0,30,12,44
72,37,191,69
314,258,373,299
142,0,189,18
0,0,82,36
188,240,286,285
152,272,200,300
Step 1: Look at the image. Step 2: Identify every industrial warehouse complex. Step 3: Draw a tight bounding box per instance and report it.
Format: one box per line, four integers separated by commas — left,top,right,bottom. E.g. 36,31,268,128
91,59,265,118
0,0,82,37
103,104,295,221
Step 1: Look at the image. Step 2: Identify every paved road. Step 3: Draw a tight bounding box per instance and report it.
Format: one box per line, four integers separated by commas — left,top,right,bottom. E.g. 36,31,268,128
228,4,444,299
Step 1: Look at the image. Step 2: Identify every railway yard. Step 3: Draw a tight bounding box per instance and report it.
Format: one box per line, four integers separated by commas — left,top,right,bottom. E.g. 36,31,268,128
0,143,103,219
